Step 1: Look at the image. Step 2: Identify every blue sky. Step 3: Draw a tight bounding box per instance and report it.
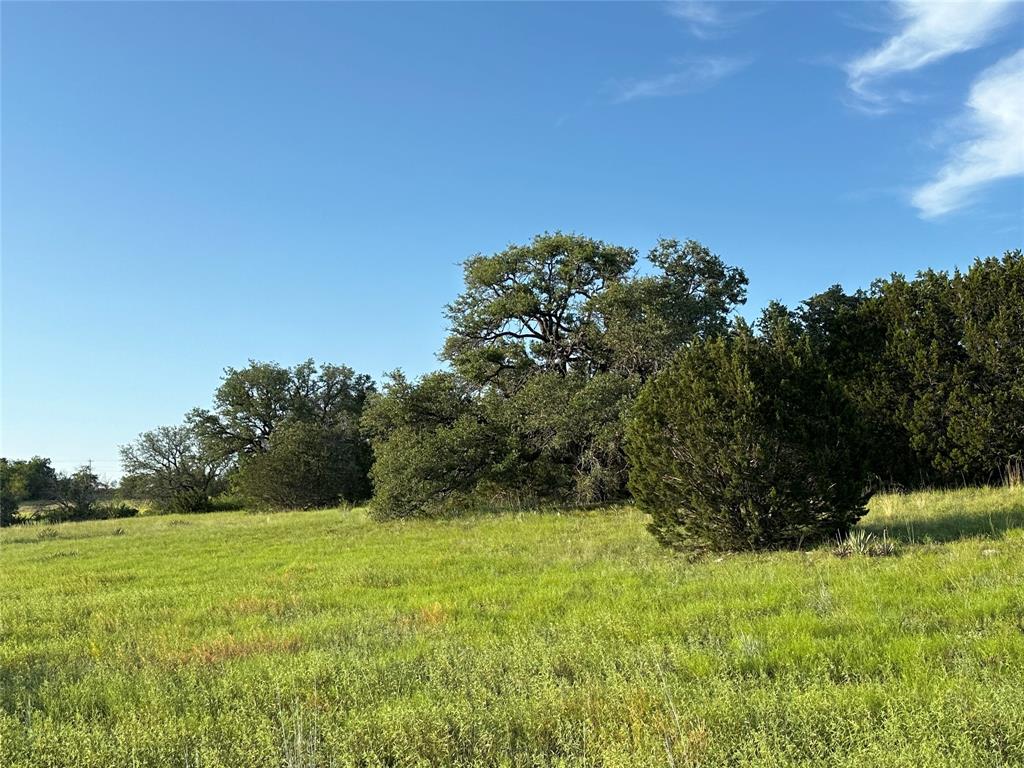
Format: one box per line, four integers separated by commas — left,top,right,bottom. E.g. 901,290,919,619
2,1,1022,478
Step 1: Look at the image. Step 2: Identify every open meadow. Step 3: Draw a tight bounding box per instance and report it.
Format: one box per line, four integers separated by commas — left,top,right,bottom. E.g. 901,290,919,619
2,486,1023,767
5,3,1024,766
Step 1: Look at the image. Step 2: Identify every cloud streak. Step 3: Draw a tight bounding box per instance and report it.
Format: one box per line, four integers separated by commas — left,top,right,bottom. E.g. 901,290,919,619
613,56,750,103
845,0,1016,111
912,49,1024,218
665,1,759,39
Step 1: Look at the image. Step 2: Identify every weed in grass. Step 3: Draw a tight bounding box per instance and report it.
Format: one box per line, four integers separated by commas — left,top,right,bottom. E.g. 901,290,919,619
834,529,900,558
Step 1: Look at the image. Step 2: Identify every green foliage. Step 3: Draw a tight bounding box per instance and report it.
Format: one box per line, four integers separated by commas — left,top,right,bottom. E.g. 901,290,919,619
0,460,137,525
98,502,140,520
0,488,18,527
627,325,869,552
2,487,1021,767
599,238,748,379
789,285,921,487
234,420,372,509
443,233,747,386
365,369,639,519
0,456,57,504
60,502,140,522
368,233,747,518
874,250,1024,484
51,465,105,522
505,370,634,504
363,372,515,518
442,232,638,385
192,359,374,509
786,249,1024,488
120,424,229,513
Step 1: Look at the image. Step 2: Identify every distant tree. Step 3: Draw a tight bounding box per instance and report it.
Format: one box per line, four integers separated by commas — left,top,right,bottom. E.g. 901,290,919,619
442,232,639,387
0,456,57,501
191,359,374,508
627,324,869,553
2,460,61,528
599,238,748,379
52,465,104,522
0,459,24,526
120,424,230,512
115,473,149,500
189,361,302,456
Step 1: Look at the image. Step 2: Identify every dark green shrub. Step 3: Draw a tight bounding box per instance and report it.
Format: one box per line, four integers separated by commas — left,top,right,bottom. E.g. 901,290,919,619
95,503,140,520
363,372,514,519
873,250,1024,485
56,503,139,522
626,326,869,553
793,250,1024,488
0,488,20,527
234,420,371,509
363,369,631,519
44,500,139,524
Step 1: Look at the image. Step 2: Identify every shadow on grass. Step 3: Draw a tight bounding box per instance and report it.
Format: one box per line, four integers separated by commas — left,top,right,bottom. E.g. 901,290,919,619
862,501,1024,544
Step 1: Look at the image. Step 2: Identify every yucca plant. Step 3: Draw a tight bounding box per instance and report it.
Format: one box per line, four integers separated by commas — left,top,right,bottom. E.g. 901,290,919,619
833,528,898,558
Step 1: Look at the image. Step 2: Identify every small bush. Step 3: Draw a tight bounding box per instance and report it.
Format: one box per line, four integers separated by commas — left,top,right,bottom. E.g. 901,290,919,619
833,529,899,558
626,326,870,553
207,494,246,512
44,502,139,524
95,503,140,521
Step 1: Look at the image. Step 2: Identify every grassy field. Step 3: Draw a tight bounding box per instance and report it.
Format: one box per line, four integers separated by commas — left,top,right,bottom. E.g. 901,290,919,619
2,487,1023,767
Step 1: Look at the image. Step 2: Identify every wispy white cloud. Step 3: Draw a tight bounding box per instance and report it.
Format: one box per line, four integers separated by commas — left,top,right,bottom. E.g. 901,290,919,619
613,56,750,103
845,1,1016,111
666,1,760,39
912,48,1024,218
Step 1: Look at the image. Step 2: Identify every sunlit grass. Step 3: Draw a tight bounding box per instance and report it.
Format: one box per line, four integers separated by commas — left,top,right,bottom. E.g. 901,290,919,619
2,486,1022,766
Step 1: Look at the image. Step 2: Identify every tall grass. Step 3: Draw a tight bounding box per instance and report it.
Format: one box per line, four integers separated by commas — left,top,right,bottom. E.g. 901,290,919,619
1,486,1022,767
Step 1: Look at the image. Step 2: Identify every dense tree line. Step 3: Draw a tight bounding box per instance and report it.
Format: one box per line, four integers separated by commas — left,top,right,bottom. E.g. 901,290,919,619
1,457,58,525
364,233,748,518
6,237,1019,553
626,249,1022,551
116,360,374,512
771,249,1023,488
1,459,138,525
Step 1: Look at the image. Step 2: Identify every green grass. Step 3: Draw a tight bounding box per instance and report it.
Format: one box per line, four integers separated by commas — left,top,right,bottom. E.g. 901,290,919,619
2,486,1022,767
